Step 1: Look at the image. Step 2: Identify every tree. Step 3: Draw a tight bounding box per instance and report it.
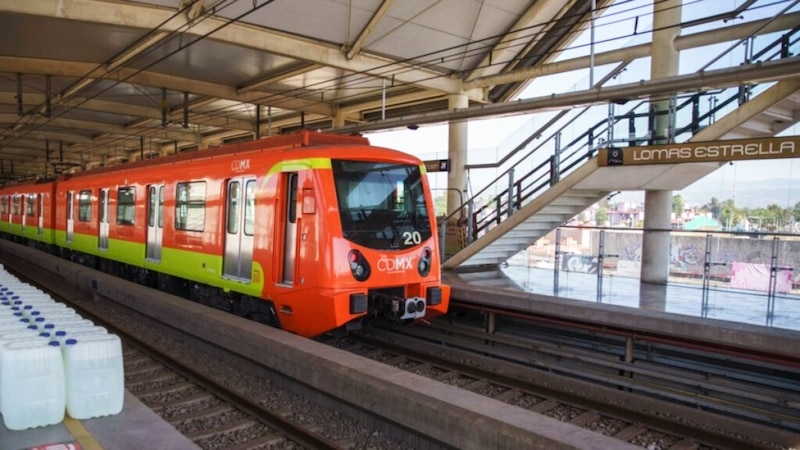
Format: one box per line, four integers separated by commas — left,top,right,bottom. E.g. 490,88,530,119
672,194,684,217
595,203,607,226
703,197,721,219
720,198,738,229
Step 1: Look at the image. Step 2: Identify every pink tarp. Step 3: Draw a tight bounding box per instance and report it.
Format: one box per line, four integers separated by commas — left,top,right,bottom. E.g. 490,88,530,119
730,262,793,293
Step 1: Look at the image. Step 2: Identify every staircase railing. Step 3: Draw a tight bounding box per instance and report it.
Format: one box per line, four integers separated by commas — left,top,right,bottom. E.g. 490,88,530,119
438,24,799,262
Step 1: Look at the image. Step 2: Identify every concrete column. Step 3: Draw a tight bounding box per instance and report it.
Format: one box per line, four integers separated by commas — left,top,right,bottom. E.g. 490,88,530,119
641,0,680,287
447,94,469,217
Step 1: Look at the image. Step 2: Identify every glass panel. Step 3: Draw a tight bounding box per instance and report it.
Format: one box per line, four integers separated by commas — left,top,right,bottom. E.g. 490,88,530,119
333,160,431,250
175,182,205,231
244,180,256,235
78,190,91,222
227,181,240,234
117,187,135,225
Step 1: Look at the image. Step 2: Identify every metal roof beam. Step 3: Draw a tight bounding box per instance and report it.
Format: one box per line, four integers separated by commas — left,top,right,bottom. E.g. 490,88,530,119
0,56,335,117
0,0,466,96
345,0,394,60
465,11,800,90
330,57,800,134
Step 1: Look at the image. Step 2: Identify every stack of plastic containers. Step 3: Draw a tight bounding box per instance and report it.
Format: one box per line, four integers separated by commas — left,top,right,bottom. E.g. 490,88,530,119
0,269,124,430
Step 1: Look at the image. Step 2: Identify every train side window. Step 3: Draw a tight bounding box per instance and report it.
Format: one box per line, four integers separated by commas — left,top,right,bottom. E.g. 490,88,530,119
78,190,92,222
117,187,135,225
1,196,6,215
27,195,36,217
175,181,206,232
12,195,20,216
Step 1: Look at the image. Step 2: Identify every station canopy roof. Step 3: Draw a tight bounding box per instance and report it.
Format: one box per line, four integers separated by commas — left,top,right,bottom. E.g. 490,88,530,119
0,0,798,182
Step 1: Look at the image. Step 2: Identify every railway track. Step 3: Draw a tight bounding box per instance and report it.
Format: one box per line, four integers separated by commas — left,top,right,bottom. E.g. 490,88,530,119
121,340,340,449
2,257,408,450
333,326,800,450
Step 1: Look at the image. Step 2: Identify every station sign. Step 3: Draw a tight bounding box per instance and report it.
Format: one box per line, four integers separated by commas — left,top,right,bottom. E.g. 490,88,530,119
423,159,450,172
599,135,800,166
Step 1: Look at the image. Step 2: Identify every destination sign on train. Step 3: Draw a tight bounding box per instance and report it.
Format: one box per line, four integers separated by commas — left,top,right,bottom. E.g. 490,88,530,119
599,136,800,166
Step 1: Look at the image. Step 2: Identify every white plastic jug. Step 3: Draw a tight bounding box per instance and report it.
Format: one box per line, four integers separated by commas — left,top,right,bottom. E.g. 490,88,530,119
1,340,66,430
63,334,124,419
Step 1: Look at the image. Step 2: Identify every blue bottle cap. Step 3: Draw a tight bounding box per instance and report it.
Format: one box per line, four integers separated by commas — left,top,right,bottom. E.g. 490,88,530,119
65,339,77,345
27,324,37,330
23,305,32,310
55,330,66,336
39,332,51,338
30,311,40,316
48,341,60,347
44,324,55,329
35,317,45,322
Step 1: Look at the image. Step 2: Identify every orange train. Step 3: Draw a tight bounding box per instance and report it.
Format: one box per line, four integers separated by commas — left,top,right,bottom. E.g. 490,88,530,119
0,131,449,337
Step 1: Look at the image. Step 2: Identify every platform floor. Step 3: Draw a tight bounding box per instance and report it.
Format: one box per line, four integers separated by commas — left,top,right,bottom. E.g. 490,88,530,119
0,392,198,450
502,265,800,331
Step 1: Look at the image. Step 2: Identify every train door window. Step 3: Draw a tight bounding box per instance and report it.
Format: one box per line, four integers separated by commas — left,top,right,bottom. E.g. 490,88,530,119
66,191,74,243
175,181,206,232
1,196,6,215
226,181,240,234
12,195,19,216
281,173,298,285
37,194,44,236
244,180,256,235
78,190,91,221
98,189,109,250
146,185,165,261
117,187,135,225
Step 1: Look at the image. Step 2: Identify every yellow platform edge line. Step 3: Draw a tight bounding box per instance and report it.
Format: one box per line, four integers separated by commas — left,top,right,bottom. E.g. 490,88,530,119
63,416,104,450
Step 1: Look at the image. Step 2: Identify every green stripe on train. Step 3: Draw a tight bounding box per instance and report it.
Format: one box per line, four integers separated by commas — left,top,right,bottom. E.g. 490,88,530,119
54,231,265,296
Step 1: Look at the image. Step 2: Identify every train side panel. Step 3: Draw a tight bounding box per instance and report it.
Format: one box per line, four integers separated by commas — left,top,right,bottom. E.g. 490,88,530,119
0,182,57,246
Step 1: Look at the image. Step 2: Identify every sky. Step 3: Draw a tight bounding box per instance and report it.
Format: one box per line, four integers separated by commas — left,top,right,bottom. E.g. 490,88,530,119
365,0,800,210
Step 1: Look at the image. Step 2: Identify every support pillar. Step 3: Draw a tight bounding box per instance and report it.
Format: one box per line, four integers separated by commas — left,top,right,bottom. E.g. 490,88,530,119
641,0,680,288
447,94,468,218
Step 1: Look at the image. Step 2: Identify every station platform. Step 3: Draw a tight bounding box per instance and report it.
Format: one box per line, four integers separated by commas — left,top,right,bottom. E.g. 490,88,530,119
445,266,800,362
0,392,198,450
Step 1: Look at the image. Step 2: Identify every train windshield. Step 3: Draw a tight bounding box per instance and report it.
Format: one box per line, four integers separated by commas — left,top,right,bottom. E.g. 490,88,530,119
333,160,432,250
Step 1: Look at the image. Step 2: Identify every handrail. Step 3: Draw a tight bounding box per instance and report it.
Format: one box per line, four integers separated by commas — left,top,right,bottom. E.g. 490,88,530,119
439,25,799,261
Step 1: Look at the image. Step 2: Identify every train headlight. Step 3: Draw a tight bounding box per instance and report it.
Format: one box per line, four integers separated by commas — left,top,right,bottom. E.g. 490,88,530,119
348,250,371,282
417,246,432,277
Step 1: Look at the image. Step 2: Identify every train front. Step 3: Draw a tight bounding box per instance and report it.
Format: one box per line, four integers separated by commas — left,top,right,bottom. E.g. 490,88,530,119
331,158,450,330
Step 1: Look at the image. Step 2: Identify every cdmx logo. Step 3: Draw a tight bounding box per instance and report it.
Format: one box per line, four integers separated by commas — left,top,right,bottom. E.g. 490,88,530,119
376,256,413,273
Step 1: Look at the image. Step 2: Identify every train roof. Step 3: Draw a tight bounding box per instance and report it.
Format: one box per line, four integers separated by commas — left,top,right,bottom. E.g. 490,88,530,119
58,130,371,180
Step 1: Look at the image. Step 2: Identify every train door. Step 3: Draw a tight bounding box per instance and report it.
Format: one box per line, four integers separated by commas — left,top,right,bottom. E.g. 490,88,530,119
146,185,164,261
21,195,27,232
223,177,255,281
66,191,74,243
98,188,109,250
37,194,44,236
281,173,298,285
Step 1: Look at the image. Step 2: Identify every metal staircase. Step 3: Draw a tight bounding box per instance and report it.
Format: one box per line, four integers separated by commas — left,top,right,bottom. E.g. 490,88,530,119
440,25,800,274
